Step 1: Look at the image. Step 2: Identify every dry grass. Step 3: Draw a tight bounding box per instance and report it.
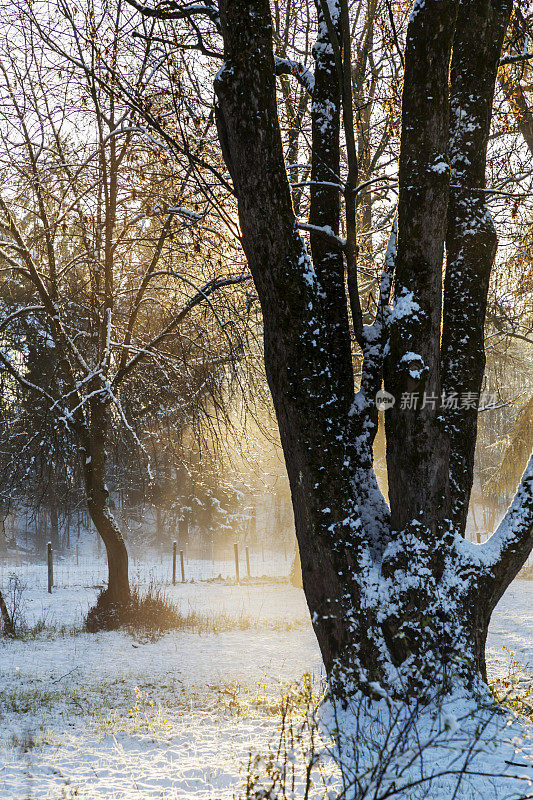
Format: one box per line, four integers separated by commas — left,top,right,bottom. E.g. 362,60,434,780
85,582,306,635
489,647,533,721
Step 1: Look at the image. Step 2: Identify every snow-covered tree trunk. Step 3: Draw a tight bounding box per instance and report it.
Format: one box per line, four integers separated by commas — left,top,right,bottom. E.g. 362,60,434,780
214,0,533,697
440,0,512,534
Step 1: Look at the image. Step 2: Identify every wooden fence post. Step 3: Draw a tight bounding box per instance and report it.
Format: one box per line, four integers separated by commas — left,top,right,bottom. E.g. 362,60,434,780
245,546,251,579
180,550,185,582
234,542,240,583
47,542,53,593
172,541,177,585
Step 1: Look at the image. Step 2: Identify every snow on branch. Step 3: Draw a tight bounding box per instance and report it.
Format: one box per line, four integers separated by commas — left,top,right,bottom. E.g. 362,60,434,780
112,272,250,387
0,349,56,404
105,381,154,481
499,52,533,66
478,454,533,572
0,196,91,378
297,222,346,249
354,175,398,197
125,0,220,25
0,305,46,332
290,180,344,191
168,206,204,221
274,57,315,96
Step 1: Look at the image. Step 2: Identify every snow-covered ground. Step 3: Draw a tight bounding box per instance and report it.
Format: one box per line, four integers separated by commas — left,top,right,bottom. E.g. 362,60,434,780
0,557,531,799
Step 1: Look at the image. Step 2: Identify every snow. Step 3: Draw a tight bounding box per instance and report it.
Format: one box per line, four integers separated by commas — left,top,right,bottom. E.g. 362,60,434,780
479,454,533,568
408,0,425,26
390,288,421,323
274,57,315,95
431,159,449,174
168,207,203,222
325,683,533,800
0,556,531,799
487,580,533,674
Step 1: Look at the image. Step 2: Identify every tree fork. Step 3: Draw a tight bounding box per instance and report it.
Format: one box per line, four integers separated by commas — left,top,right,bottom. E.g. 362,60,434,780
213,0,533,696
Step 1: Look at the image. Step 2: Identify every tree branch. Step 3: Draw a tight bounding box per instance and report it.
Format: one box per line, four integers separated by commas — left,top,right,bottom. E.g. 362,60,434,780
274,57,315,95
125,0,220,25
478,455,533,606
112,273,249,387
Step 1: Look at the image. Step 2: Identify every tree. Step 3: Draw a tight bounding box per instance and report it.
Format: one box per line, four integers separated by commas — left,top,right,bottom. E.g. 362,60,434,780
0,14,248,612
132,0,533,697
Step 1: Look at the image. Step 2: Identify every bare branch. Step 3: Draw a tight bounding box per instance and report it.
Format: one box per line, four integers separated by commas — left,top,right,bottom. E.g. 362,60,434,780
113,273,250,387
125,0,220,25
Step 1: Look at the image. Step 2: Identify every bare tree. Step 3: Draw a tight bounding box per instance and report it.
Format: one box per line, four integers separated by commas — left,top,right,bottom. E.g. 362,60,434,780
0,13,247,613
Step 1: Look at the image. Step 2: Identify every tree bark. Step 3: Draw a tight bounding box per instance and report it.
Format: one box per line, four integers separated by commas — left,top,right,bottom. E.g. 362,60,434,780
309,2,354,408
82,397,130,606
441,0,513,535
0,590,14,636
384,0,458,536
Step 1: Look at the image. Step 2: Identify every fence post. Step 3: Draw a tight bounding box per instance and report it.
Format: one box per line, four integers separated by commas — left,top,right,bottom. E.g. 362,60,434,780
234,542,240,583
180,550,185,582
245,546,251,579
172,541,177,585
76,543,79,566
47,542,53,594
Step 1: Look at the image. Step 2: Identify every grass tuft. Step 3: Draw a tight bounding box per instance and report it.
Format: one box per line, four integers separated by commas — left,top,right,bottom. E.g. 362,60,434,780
85,582,306,635
85,583,182,633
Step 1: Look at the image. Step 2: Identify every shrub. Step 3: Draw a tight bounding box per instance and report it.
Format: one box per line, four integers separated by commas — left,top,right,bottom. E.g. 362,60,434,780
85,583,182,633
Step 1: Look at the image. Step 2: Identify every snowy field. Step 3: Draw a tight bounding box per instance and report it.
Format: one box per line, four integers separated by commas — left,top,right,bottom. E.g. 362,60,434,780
0,554,531,800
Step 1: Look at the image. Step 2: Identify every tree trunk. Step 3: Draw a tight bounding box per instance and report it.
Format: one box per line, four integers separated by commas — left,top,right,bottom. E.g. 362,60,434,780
0,516,7,557
0,590,14,636
82,397,130,607
441,0,512,534
215,0,531,697
384,0,457,536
